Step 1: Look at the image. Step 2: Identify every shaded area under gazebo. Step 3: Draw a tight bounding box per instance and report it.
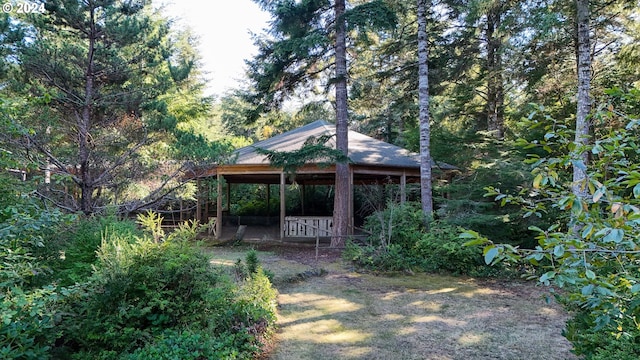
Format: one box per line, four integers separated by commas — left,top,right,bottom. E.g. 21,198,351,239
185,120,457,242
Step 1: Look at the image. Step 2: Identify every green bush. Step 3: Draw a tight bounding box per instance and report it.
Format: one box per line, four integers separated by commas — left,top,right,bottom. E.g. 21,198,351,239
59,236,231,355
563,310,640,360
39,215,140,286
56,216,277,359
122,329,246,360
0,198,71,359
413,221,499,276
347,203,501,276
0,286,61,360
364,201,424,249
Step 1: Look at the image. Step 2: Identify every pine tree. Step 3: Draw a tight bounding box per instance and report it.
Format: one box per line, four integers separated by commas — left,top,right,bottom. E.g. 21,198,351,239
246,0,396,246
9,0,203,214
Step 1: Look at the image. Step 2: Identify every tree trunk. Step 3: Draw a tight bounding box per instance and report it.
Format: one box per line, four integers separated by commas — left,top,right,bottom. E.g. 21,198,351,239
573,0,590,199
331,0,349,247
417,0,433,220
79,5,97,215
486,3,505,139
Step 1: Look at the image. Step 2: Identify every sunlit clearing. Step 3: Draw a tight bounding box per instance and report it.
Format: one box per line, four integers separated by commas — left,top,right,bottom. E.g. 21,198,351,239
209,259,236,266
538,307,559,316
381,291,403,301
458,332,486,346
459,287,501,298
425,287,457,295
412,315,467,327
381,313,404,321
283,319,371,344
279,292,362,312
409,301,444,311
341,347,373,357
398,325,417,336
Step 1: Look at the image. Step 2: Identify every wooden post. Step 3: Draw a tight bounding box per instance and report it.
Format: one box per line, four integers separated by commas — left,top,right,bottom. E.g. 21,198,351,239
301,184,306,216
401,171,407,204
280,172,286,240
266,184,271,216
196,178,201,223
216,174,222,240
348,167,354,235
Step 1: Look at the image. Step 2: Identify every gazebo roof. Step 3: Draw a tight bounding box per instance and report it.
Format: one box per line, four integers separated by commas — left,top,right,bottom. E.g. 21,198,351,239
234,120,455,170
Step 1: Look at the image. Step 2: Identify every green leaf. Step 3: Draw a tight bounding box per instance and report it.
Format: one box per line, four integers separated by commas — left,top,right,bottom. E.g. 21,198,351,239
533,173,543,189
484,247,499,265
528,226,544,233
553,245,565,257
582,284,595,296
458,231,478,239
585,269,596,280
581,224,594,239
539,271,556,283
603,228,624,243
633,184,640,199
631,284,640,294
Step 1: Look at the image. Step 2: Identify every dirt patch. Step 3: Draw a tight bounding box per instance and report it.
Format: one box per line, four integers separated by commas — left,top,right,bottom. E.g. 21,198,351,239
250,242,345,265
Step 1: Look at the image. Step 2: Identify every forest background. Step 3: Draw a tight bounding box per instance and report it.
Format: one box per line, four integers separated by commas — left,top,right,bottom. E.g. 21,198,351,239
1,0,640,359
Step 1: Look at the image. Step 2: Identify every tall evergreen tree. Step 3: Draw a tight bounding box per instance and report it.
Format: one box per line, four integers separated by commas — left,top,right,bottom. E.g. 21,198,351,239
6,0,203,214
246,0,396,247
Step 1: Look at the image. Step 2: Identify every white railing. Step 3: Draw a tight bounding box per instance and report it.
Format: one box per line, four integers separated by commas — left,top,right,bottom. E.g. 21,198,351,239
284,216,333,237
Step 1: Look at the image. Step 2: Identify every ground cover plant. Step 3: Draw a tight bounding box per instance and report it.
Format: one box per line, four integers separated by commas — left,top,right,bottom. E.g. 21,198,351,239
1,209,278,359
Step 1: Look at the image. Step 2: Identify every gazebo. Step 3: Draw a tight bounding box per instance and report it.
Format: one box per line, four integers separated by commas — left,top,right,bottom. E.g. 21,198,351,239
187,120,456,240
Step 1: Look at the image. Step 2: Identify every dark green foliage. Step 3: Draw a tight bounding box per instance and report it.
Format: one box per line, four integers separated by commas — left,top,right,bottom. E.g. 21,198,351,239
59,238,228,355
563,310,640,360
345,202,502,276
0,195,71,359
37,215,140,287
0,286,62,360
463,92,640,357
56,228,277,359
245,249,260,275
413,221,488,275
122,329,246,360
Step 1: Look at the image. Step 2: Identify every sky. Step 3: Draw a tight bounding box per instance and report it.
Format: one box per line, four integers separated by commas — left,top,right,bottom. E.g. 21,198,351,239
156,0,271,97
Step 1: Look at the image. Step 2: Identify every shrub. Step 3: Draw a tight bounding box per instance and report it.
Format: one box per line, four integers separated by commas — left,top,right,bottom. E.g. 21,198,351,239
39,214,140,286
0,286,61,360
59,236,230,355
413,221,499,276
0,197,72,359
57,215,278,359
348,203,500,276
363,201,424,249
563,310,640,360
122,329,246,360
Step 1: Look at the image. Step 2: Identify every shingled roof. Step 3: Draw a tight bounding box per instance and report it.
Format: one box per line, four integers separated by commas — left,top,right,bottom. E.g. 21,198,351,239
234,120,456,170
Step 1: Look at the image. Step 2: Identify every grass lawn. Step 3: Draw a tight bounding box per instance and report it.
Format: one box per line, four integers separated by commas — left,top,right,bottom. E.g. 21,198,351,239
206,245,578,360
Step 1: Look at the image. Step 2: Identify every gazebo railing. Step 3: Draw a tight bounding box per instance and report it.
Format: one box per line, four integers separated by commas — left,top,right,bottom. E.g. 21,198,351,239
284,216,333,237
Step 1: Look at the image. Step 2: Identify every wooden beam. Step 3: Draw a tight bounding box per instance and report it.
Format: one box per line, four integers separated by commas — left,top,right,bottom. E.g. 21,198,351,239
196,178,201,223
280,172,286,240
401,171,407,204
216,174,222,240
349,166,354,235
